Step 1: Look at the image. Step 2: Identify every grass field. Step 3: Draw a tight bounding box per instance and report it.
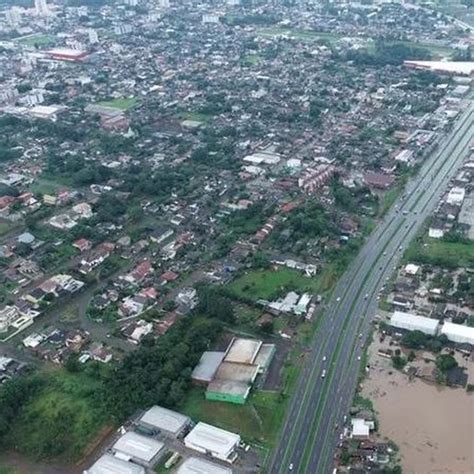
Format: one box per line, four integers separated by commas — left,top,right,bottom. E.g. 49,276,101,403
98,97,139,110
404,237,474,269
258,28,342,44
241,54,261,66
177,111,213,123
30,177,64,196
7,369,109,461
228,265,338,302
17,34,55,47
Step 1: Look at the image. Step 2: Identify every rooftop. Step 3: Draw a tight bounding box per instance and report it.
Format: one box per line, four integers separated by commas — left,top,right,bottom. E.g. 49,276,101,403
139,405,190,435
223,338,262,365
184,422,240,456
177,456,233,474
112,431,164,463
85,454,146,474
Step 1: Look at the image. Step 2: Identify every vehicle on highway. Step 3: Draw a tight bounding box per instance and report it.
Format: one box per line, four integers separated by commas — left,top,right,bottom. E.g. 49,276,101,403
402,210,408,215
336,297,341,302
322,356,327,362
357,355,361,361
321,369,326,378
359,333,363,338
383,251,387,256
289,463,293,471
364,293,369,299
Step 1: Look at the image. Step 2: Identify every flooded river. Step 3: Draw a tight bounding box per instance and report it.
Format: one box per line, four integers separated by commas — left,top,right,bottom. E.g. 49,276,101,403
362,338,474,474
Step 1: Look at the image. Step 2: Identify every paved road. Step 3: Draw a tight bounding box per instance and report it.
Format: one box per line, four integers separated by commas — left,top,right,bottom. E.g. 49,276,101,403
269,99,474,474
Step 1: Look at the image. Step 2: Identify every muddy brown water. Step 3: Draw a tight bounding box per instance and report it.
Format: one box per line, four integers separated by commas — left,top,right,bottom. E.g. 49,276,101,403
362,338,474,474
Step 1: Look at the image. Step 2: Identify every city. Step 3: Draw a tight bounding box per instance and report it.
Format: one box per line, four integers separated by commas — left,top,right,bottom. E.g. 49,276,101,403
0,0,472,473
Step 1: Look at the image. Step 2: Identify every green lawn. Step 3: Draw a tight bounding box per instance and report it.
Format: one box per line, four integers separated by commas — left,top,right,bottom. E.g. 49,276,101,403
258,27,343,44
6,369,110,461
241,54,260,66
179,387,287,447
0,221,20,237
228,265,338,302
177,112,213,123
97,98,139,110
404,237,474,269
30,177,64,196
17,34,55,47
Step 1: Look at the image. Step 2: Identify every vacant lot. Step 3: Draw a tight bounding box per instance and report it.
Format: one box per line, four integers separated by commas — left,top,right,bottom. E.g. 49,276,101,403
17,35,55,47
229,265,338,302
97,98,139,110
6,369,109,462
404,237,474,269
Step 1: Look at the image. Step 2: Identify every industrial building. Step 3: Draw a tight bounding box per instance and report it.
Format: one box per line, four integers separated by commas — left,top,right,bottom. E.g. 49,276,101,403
389,311,440,336
203,338,276,404
191,351,225,384
84,453,145,474
137,405,191,438
440,322,474,345
112,431,164,467
184,422,240,463
176,456,233,474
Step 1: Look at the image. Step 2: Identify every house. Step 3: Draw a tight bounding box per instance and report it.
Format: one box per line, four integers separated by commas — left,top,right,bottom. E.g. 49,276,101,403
122,319,153,344
159,270,179,285
88,343,113,363
73,238,92,252
149,227,174,244
72,202,93,219
124,260,153,284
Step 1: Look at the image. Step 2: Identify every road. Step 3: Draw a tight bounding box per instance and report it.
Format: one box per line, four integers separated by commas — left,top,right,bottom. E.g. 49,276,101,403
269,99,474,474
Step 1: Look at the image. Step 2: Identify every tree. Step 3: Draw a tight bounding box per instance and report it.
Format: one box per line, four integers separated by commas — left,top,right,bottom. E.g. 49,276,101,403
435,354,457,373
401,330,427,349
392,355,407,370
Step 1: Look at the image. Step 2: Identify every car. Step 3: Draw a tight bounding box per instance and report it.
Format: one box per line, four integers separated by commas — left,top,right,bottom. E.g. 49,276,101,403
414,210,418,214
343,415,347,422
399,246,403,251
359,333,363,339
323,356,327,362
357,355,361,361
364,293,369,299
336,297,341,302
321,369,327,378
289,463,294,471
379,266,383,270
383,251,387,256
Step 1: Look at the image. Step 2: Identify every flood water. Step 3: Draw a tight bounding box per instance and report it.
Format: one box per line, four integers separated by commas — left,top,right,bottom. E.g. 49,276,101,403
362,337,474,474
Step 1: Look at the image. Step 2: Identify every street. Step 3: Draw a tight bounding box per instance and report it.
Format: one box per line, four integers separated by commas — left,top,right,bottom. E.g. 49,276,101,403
269,99,474,474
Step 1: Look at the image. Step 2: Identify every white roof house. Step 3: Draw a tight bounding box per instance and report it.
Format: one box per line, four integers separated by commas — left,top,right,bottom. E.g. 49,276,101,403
184,422,240,463
85,453,145,474
350,418,375,438
138,406,191,437
390,311,439,336
440,322,474,345
112,432,164,466
176,456,233,474
447,187,466,206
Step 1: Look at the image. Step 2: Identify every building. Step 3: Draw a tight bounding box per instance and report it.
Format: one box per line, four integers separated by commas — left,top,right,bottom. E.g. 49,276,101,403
350,418,375,439
46,48,88,62
177,457,233,474
203,338,276,404
35,0,49,16
191,351,225,384
440,322,474,345
84,453,145,474
112,432,164,467
446,186,466,206
389,311,439,336
137,406,191,438
184,422,240,463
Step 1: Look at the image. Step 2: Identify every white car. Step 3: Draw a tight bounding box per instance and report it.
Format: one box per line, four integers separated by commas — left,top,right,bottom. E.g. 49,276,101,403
336,297,341,302
323,356,327,362
364,293,369,299
289,463,294,471
321,369,327,378
357,355,361,361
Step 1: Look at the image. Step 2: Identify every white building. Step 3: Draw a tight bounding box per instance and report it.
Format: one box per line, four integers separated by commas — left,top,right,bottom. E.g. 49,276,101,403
177,457,233,474
138,406,191,438
389,311,439,336
184,422,240,463
440,322,474,345
446,186,466,206
112,432,164,467
88,29,99,44
159,0,170,8
85,453,145,474
35,0,49,16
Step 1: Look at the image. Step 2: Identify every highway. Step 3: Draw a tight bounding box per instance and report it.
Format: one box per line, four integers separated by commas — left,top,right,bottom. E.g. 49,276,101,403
269,99,474,474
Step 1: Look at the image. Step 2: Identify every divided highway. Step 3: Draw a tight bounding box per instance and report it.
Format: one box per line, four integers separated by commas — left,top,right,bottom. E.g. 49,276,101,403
269,99,474,474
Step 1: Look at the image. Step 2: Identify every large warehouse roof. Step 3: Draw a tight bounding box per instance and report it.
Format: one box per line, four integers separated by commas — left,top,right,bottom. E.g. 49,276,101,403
113,432,164,463
177,456,233,474
185,422,240,456
85,454,145,474
139,405,190,435
224,338,262,364
390,311,439,335
440,322,474,345
191,351,225,383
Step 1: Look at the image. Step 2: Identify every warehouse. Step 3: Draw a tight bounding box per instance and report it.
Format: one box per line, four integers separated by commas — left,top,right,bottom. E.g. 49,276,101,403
191,351,225,384
177,456,233,474
223,338,261,364
440,322,474,345
85,453,145,474
112,432,164,467
138,405,191,438
389,311,439,336
184,422,240,463
253,343,276,373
